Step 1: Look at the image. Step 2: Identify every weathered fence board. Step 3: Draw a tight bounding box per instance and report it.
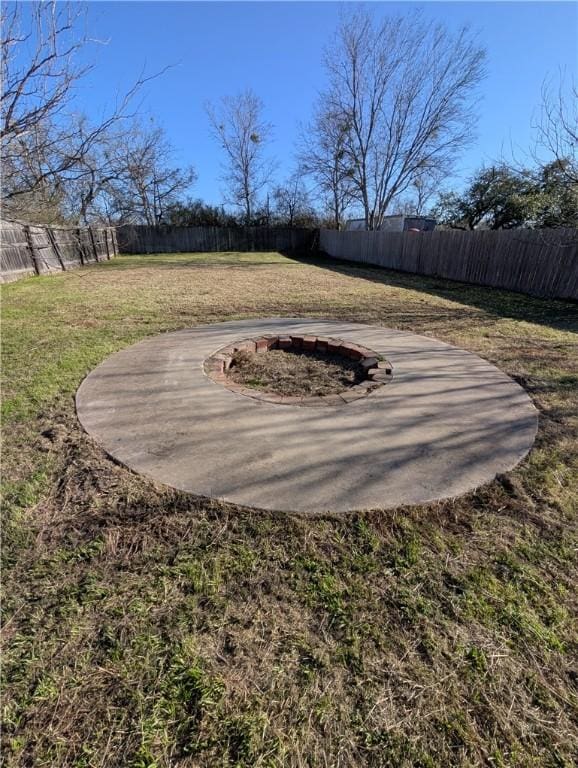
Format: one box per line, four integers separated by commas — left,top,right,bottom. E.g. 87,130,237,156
1,219,118,283
116,225,316,255
320,228,578,300
5,218,575,300
1,221,37,281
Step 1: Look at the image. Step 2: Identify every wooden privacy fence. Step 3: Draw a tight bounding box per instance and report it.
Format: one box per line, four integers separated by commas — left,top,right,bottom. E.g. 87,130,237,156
320,228,578,300
117,225,316,254
1,218,118,283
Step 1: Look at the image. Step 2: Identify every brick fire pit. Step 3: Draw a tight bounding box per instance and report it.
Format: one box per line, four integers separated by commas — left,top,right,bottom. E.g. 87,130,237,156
204,334,393,406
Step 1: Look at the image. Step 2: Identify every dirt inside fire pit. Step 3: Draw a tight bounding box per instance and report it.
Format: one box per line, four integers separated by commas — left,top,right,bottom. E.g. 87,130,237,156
227,348,365,397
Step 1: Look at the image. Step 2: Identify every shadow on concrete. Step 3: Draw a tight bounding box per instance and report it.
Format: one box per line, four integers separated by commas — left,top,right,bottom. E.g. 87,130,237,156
76,320,538,514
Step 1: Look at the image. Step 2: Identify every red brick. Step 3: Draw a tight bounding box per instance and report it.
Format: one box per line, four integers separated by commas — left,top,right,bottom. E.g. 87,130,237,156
290,335,304,349
265,336,279,350
235,339,256,354
302,335,317,351
255,338,269,353
315,337,329,352
367,368,390,382
278,336,292,349
342,343,364,360
217,356,233,372
327,339,343,354
360,356,379,370
376,360,393,374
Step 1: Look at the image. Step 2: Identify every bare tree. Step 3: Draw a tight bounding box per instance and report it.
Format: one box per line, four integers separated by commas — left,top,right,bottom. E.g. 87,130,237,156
412,170,446,217
297,106,355,229
1,2,88,148
272,174,315,227
534,74,578,186
319,9,486,229
1,0,166,222
57,115,123,224
206,90,274,224
392,168,445,217
68,121,196,225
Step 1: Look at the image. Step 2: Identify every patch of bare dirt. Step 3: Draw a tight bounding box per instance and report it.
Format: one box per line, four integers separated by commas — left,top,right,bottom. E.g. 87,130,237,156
227,349,364,396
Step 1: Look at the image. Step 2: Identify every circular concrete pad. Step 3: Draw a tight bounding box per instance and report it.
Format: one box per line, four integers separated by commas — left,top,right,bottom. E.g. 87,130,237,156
76,319,538,513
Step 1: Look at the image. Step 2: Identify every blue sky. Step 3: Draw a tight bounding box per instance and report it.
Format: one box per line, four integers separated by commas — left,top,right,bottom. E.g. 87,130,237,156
73,2,578,207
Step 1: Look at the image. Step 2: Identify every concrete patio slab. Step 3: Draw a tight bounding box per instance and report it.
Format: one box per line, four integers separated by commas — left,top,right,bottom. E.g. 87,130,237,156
76,319,538,513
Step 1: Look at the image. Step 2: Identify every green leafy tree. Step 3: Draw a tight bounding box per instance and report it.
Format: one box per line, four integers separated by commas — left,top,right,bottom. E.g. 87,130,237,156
432,165,542,229
534,160,578,228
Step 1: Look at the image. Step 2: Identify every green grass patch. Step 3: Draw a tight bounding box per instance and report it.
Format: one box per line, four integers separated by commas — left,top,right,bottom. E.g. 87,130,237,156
2,252,577,766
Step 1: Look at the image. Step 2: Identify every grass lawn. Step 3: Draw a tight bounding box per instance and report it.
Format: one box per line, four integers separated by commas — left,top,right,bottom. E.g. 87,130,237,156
2,251,577,767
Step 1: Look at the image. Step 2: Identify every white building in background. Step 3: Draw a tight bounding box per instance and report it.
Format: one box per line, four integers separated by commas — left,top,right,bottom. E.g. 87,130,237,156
344,215,436,232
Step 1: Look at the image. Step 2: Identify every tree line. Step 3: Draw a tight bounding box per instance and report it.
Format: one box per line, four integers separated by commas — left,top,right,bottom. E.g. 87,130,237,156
1,2,576,229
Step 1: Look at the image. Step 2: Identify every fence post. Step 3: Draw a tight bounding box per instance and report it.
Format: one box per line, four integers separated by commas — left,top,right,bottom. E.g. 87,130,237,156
104,229,111,260
46,227,66,271
75,228,86,265
23,224,41,275
88,227,100,262
111,228,119,256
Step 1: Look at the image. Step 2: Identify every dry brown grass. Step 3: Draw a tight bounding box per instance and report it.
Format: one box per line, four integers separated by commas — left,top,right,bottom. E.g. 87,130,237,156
2,251,578,767
228,348,363,396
